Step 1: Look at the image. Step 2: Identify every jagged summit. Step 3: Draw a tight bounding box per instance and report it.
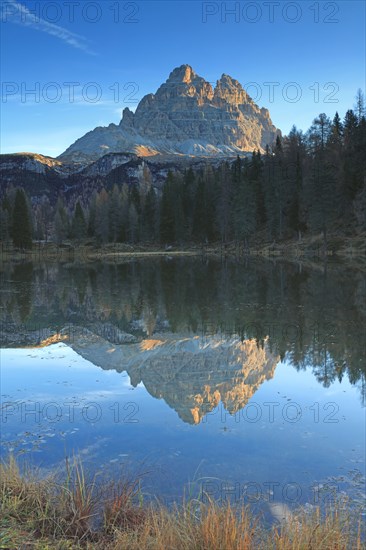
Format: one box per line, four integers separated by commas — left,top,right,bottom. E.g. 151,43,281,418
167,64,196,83
59,65,280,163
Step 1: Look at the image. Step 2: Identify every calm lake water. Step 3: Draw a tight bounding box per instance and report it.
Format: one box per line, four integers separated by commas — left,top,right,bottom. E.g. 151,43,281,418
1,258,365,518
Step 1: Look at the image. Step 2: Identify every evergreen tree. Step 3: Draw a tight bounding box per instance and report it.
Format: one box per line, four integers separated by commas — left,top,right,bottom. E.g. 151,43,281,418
305,114,335,247
160,171,176,243
343,110,361,201
142,186,158,242
182,167,196,239
118,184,130,242
355,89,365,122
264,143,285,240
216,162,233,242
95,189,110,243
329,112,343,149
173,178,185,244
54,197,69,244
12,188,33,249
232,156,256,247
87,192,97,238
109,185,122,242
127,203,138,243
192,178,206,242
0,194,12,241
203,166,218,242
283,126,306,239
71,201,87,240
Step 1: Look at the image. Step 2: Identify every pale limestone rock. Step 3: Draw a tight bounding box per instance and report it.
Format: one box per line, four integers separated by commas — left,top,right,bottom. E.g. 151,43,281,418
60,65,280,162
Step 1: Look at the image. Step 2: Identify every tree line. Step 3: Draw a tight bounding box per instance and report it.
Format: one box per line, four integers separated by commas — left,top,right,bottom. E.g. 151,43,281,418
1,92,365,249
1,260,365,401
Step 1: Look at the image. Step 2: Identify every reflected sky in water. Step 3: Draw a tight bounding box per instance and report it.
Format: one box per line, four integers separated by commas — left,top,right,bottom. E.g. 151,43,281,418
0,259,365,511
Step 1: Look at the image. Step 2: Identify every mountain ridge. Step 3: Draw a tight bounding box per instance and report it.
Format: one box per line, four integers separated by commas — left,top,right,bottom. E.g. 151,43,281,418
59,64,280,163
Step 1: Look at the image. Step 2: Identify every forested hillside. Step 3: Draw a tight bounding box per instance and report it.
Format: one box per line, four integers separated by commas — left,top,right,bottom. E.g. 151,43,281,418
1,97,365,250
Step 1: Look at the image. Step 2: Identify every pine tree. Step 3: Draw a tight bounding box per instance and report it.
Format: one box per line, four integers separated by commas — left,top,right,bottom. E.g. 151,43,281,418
355,89,365,122
54,197,69,244
216,162,233,242
233,155,256,247
87,192,97,238
329,112,343,149
182,167,196,239
0,195,12,241
192,178,206,242
95,189,110,243
109,185,122,242
142,186,157,242
173,179,185,244
118,184,130,242
71,200,87,240
305,114,335,247
203,166,218,242
283,126,306,239
12,188,33,249
343,110,361,200
160,171,176,244
308,113,332,151
127,203,138,243
264,144,285,240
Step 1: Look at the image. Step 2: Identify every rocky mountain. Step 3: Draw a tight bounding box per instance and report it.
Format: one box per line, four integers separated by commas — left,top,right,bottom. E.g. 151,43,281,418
123,335,278,424
0,322,278,424
0,66,280,201
60,64,280,162
0,151,219,203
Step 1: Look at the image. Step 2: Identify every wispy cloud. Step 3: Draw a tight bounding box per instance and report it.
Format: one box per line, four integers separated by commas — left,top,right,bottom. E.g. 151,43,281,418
2,0,96,55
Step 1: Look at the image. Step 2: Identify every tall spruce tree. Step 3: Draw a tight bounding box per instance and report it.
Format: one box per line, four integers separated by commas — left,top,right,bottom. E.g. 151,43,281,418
12,188,33,249
305,113,334,247
142,186,157,242
160,171,176,243
71,200,87,240
54,197,69,244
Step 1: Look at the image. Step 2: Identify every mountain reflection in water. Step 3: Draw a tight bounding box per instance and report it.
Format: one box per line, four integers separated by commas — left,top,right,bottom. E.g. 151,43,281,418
48,329,279,424
1,257,365,512
1,257,365,414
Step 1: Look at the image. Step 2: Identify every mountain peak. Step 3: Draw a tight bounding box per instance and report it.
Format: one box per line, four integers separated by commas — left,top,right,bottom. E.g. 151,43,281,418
59,65,280,162
218,73,242,87
214,72,248,105
167,64,196,83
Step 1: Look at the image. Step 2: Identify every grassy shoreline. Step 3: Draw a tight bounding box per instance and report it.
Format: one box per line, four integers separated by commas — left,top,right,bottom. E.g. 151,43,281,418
0,232,365,267
1,456,363,549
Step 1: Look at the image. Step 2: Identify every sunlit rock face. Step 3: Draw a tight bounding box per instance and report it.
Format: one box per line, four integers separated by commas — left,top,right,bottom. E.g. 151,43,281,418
126,336,279,424
53,328,279,424
59,65,280,162
1,319,279,424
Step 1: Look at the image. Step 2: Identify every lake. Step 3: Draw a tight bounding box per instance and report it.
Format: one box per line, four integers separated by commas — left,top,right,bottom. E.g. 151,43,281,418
1,258,365,520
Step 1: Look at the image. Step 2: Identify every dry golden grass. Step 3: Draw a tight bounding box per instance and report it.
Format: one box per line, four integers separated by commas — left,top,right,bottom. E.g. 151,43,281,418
263,504,364,550
0,456,364,550
0,455,99,545
109,500,257,550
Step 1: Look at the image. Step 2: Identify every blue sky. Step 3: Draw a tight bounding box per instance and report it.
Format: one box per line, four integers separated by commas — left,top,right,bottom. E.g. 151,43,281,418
1,0,365,157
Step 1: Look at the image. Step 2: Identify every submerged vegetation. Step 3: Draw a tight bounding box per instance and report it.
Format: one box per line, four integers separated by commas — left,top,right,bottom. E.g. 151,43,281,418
0,455,364,549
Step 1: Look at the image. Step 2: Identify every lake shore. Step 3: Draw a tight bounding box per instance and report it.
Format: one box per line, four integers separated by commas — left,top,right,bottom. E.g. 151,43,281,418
1,232,365,268
1,456,363,550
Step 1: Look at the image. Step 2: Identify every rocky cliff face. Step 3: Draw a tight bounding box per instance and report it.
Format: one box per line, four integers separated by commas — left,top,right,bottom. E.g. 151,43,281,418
124,335,279,424
60,65,280,162
0,151,220,203
1,322,279,424
29,327,278,425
